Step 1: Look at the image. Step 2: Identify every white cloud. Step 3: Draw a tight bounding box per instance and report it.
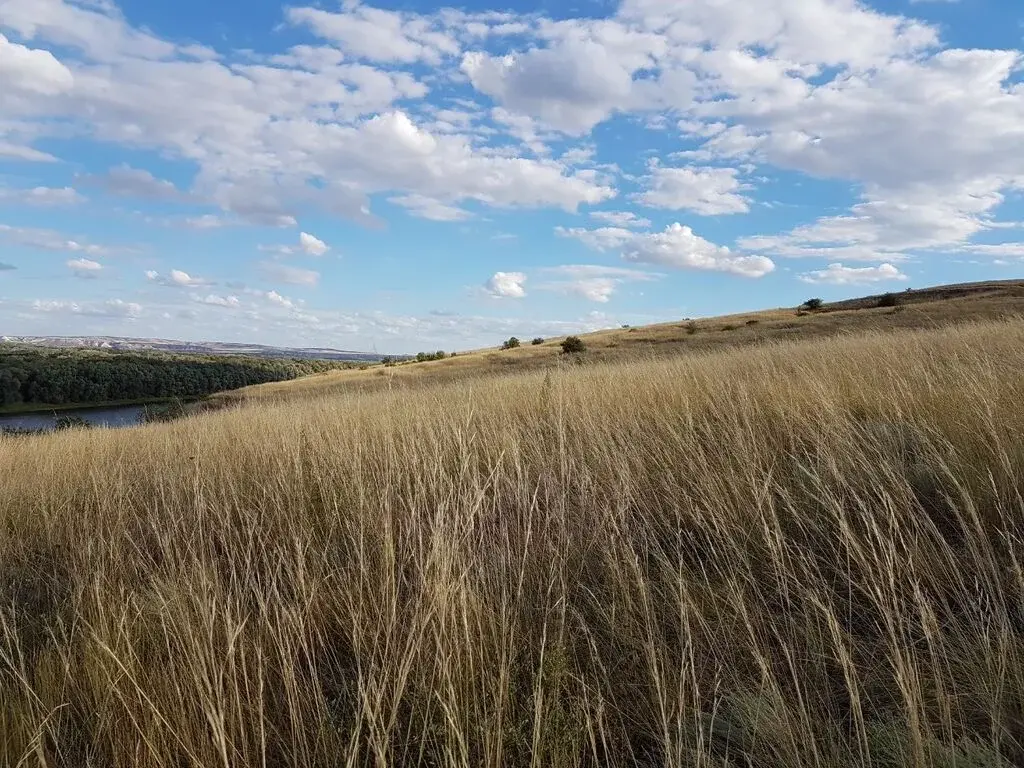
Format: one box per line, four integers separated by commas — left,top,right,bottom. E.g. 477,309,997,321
589,210,651,229
0,223,109,254
1,3,617,230
264,290,295,309
484,271,527,298
0,32,73,97
260,262,320,287
798,262,909,285
90,164,181,201
194,293,240,308
146,269,211,288
32,298,142,318
299,231,329,257
286,5,460,65
562,222,774,277
635,164,750,215
67,257,102,277
0,185,83,206
390,194,472,221
555,225,637,252
961,243,1024,258
539,264,658,302
461,26,671,135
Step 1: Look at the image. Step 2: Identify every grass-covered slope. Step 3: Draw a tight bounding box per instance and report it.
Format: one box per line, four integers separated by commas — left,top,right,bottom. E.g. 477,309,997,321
224,278,1024,406
1,319,1023,766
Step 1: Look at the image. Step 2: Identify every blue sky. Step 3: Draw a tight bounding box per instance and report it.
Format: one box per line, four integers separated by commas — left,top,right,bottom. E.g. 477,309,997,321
1,0,1023,353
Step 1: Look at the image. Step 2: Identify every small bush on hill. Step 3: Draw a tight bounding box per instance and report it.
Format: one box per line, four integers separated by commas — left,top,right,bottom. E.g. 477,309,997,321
685,321,699,335
502,337,521,350
802,298,824,310
878,292,900,308
531,338,545,346
561,336,586,354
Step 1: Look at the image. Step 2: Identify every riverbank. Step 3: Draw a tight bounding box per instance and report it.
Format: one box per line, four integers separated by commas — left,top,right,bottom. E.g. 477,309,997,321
0,396,199,416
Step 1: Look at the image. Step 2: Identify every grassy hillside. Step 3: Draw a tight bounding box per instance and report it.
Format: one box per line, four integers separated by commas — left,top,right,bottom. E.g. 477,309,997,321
1,314,1023,766
223,278,1024,405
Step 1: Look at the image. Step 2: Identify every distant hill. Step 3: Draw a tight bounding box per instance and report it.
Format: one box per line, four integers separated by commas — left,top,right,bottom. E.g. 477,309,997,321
0,335,391,363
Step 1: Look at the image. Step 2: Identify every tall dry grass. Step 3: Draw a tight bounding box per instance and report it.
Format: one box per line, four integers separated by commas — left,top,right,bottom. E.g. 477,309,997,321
1,320,1023,767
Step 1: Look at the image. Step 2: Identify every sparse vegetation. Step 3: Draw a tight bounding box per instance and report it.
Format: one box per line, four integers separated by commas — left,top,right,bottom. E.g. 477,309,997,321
53,414,90,431
802,297,825,310
1,286,1023,767
415,351,448,362
685,320,699,335
502,336,521,350
560,335,586,354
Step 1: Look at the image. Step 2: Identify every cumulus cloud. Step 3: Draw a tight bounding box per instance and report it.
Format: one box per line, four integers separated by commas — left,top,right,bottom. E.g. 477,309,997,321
589,210,651,229
286,5,459,65
145,269,211,288
299,232,329,256
461,24,674,134
798,262,909,285
0,32,73,98
561,223,775,277
634,164,750,215
194,294,241,308
67,257,102,277
264,290,295,309
484,271,527,298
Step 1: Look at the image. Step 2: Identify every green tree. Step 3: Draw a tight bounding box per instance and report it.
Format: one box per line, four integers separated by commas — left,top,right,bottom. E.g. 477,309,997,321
561,336,586,354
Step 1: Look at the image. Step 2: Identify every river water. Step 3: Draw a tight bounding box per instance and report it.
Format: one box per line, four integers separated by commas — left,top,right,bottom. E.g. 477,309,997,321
0,404,147,432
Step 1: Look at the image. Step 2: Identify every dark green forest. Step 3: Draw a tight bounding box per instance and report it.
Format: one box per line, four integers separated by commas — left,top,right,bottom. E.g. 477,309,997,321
0,346,352,407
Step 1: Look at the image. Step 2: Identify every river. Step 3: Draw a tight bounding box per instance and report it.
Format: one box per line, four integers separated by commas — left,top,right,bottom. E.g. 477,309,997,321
0,404,148,433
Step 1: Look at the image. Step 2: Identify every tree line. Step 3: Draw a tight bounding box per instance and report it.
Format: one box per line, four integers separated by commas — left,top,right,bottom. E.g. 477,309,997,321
0,346,352,407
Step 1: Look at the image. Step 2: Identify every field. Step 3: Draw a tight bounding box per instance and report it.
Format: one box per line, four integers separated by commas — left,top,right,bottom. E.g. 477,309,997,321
221,279,1024,405
1,290,1023,766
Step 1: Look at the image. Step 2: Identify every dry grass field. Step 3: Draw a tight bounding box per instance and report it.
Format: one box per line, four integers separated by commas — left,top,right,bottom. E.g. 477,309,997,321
0,288,1023,766
222,279,1024,405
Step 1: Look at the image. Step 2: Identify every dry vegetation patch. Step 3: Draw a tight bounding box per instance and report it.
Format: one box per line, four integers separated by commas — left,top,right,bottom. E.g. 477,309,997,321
0,320,1023,766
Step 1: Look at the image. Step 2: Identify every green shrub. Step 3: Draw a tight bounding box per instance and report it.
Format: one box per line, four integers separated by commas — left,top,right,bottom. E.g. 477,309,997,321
531,338,545,346
878,292,900,308
561,336,586,355
502,337,521,350
802,298,824,310
54,415,91,431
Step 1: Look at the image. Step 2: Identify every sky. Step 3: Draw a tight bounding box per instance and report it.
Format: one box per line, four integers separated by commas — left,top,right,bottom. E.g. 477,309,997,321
1,0,1023,354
